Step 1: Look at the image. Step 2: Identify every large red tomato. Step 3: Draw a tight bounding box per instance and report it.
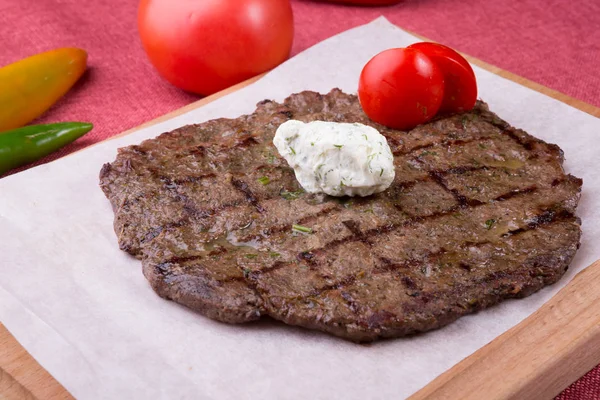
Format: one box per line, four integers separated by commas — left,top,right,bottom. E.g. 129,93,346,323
138,0,294,96
407,42,477,114
358,48,444,130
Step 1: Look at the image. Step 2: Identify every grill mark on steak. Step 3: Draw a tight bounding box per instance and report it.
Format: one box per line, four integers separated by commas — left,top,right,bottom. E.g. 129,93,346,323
145,161,545,244
279,110,294,119
297,251,317,266
150,170,228,220
255,260,292,275
394,165,488,191
341,219,365,238
402,247,574,314
501,208,576,237
428,170,485,208
233,211,578,318
231,178,265,213
233,135,261,148
144,160,542,245
156,205,578,288
101,89,582,342
371,209,575,276
395,177,429,191
494,186,537,201
185,135,264,160
309,181,576,256
340,291,360,314
161,255,206,265
394,163,528,195
150,196,576,281
140,220,187,244
309,274,357,297
374,257,421,274
393,136,496,156
322,222,393,250
171,173,217,185
503,129,535,150
130,169,577,251
443,165,488,175
221,275,247,284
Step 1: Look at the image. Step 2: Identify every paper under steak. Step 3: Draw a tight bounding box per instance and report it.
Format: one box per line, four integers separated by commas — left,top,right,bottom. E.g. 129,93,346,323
99,89,582,342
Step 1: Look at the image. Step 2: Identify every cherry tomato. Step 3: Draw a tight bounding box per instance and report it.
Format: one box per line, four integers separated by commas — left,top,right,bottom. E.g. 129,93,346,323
138,0,294,96
407,42,477,114
358,48,444,130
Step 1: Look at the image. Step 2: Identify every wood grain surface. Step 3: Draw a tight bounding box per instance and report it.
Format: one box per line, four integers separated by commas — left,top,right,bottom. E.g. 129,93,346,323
1,49,599,400
0,323,69,400
409,260,600,400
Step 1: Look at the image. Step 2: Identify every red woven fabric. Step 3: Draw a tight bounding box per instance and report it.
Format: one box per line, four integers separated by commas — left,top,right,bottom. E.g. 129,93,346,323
0,0,598,397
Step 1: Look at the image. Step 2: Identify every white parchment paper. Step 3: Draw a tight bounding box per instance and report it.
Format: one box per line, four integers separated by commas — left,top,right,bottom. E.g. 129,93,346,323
1,18,599,399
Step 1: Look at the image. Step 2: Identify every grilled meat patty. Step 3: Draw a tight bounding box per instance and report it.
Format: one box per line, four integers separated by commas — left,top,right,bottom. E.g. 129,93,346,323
100,89,582,342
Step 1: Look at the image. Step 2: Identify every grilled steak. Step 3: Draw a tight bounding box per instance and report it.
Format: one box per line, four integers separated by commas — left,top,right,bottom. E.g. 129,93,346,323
100,89,582,342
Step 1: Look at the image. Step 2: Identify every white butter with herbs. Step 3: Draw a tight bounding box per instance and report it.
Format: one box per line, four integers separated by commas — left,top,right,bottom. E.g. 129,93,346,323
273,120,395,197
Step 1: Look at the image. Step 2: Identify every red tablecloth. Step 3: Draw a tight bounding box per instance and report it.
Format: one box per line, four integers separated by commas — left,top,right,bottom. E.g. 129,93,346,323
1,0,599,398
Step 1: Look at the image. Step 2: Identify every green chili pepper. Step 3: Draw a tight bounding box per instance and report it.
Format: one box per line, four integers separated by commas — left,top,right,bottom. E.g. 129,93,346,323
0,122,93,175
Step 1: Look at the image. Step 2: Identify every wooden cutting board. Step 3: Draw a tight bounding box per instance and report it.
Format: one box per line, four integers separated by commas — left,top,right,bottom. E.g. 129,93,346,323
1,50,599,400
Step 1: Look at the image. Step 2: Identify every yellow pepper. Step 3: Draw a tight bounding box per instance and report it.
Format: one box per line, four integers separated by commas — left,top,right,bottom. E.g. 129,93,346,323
0,48,87,132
